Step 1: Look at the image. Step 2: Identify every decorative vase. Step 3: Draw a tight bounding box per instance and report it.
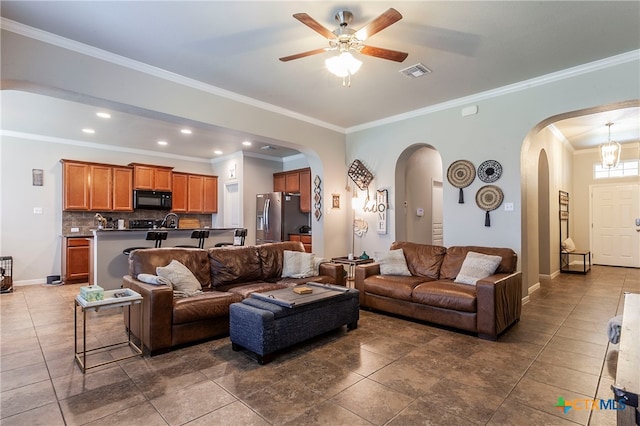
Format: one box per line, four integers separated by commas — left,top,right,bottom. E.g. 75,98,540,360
360,251,370,260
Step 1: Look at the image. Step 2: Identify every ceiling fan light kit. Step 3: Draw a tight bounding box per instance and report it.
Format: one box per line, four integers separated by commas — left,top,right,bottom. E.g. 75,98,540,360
280,8,409,86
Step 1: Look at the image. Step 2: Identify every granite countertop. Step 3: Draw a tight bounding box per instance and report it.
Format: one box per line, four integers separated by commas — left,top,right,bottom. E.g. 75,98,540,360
63,227,238,238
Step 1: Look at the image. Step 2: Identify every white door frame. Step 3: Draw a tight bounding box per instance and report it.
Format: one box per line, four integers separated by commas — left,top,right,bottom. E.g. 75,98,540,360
590,182,640,267
224,181,240,228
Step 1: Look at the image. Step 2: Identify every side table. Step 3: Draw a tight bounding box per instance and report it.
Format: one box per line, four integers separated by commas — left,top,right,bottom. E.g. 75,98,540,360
74,288,143,373
331,256,374,286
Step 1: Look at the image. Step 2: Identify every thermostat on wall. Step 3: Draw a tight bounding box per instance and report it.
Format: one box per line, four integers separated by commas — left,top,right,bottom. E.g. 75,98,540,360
416,208,424,217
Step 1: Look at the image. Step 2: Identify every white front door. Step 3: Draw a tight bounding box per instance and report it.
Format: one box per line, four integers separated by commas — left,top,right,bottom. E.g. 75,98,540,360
591,183,640,267
432,180,443,246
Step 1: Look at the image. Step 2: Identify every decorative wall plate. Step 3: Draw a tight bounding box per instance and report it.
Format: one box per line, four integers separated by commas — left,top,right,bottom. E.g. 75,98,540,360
447,160,475,203
477,160,502,183
475,185,504,227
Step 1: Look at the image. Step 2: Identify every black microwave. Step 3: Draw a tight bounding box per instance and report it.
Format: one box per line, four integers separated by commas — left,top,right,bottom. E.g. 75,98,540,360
133,190,172,210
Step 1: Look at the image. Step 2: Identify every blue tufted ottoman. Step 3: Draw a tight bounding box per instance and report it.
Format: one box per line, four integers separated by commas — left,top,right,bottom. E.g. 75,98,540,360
230,283,359,364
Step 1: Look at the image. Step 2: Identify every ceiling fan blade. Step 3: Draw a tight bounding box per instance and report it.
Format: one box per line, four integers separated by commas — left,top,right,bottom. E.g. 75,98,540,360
359,45,408,62
279,48,328,62
293,13,337,40
355,8,403,41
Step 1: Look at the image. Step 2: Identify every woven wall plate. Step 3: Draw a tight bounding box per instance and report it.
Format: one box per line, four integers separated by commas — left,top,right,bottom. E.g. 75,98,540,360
476,185,504,227
477,160,502,183
447,160,475,203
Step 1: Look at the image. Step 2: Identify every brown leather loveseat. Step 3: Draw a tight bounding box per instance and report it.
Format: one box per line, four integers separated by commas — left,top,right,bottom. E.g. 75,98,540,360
123,241,344,355
354,241,522,340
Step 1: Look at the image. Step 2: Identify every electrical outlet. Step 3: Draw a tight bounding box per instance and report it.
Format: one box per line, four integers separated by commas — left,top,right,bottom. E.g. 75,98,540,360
504,203,514,211
71,227,80,233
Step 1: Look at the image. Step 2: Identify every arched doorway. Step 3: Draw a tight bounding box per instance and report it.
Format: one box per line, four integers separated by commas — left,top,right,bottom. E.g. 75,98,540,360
538,150,551,276
395,145,443,244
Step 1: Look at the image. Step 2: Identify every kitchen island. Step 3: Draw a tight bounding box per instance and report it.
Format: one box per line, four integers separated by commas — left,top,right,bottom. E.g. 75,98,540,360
91,228,237,289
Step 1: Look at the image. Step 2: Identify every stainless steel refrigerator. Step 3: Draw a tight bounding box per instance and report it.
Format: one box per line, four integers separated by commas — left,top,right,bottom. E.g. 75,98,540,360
256,192,310,244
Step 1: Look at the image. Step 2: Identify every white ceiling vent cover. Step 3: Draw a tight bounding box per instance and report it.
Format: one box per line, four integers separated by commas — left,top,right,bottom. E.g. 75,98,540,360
400,63,432,79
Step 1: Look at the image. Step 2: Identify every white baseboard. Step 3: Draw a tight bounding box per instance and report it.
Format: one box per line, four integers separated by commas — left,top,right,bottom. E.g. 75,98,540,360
522,295,530,305
14,279,47,287
528,282,541,295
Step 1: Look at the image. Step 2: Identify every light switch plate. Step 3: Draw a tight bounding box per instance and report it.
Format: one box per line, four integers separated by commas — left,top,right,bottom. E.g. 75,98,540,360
504,203,514,211
33,207,43,214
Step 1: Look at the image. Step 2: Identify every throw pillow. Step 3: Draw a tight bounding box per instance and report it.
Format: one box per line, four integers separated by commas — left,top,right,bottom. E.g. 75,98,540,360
313,257,329,276
454,251,503,285
156,260,202,297
562,237,576,253
282,250,316,278
136,273,170,286
375,249,411,276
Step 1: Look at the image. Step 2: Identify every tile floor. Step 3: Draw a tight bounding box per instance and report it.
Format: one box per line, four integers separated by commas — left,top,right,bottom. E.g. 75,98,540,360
1,265,638,425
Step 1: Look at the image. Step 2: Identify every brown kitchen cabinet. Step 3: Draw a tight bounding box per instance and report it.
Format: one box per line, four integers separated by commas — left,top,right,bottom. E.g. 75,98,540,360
63,237,91,283
273,167,311,213
130,163,173,191
173,173,218,213
171,172,188,213
112,166,133,211
62,160,133,212
187,174,204,212
62,161,90,210
299,168,311,213
203,175,218,213
289,234,312,253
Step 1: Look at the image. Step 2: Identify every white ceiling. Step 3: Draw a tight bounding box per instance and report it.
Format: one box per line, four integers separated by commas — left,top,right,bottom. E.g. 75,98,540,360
1,1,639,159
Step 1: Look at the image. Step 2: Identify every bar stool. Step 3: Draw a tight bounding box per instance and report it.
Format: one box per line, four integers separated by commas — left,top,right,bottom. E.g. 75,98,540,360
122,231,168,256
175,230,210,249
214,228,247,247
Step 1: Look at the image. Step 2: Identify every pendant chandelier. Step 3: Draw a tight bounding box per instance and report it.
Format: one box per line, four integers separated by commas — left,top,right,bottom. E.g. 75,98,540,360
600,122,621,169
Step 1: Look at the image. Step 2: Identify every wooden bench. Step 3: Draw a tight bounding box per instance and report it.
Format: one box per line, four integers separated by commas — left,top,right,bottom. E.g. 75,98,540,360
612,292,639,426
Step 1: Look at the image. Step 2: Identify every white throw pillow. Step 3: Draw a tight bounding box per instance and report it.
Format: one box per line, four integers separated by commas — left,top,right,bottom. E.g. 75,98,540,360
137,273,170,286
156,260,202,297
454,251,503,285
282,250,316,278
562,237,576,253
313,257,329,275
375,249,411,276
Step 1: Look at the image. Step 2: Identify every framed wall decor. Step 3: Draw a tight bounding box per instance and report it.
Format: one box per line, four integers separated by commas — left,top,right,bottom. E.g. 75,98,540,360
332,193,340,209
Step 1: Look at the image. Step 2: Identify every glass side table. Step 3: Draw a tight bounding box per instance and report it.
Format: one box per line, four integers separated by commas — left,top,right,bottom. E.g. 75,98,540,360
74,288,143,373
331,256,375,286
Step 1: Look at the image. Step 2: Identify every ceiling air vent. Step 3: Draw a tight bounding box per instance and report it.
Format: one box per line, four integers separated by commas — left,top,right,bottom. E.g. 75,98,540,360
399,63,432,79
261,145,278,151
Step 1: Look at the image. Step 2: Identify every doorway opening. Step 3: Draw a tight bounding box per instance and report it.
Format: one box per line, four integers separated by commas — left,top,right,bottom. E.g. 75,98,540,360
395,144,443,244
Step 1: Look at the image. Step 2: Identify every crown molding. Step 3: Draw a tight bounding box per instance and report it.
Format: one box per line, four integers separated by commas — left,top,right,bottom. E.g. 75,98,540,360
3,18,638,137
1,18,345,134
346,50,640,134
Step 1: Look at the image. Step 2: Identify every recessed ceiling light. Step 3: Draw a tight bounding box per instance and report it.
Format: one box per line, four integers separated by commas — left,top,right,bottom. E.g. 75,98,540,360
180,129,192,135
157,140,168,146
242,141,252,146
82,128,95,134
214,150,223,155
96,112,111,119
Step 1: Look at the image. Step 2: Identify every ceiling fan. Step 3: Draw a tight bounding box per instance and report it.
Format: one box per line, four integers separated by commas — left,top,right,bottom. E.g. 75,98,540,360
279,8,409,67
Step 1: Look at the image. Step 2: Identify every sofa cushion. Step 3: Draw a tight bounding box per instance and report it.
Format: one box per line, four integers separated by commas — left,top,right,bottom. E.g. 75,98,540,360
363,275,427,302
208,246,263,287
172,291,242,324
282,250,315,278
391,242,447,279
439,246,516,280
156,260,203,297
454,251,503,285
128,248,212,288
412,281,477,313
258,241,306,279
375,249,411,276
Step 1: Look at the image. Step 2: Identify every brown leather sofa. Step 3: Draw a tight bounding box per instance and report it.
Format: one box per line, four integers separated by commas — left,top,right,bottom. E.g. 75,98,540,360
354,241,522,340
123,241,344,355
